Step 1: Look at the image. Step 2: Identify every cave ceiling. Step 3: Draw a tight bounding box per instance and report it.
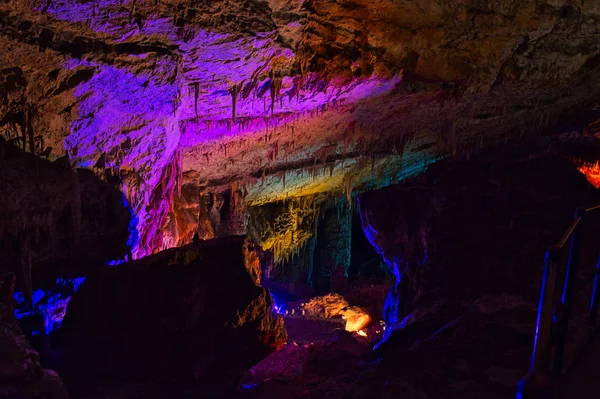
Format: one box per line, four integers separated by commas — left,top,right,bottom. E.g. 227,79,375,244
1,0,600,257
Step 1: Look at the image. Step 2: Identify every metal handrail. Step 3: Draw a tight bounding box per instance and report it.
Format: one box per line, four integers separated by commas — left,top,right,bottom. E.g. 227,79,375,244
517,205,600,398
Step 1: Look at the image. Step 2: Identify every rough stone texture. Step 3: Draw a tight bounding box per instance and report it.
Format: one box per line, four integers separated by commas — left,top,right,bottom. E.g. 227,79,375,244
247,195,319,277
358,149,600,334
159,182,249,249
287,293,372,332
0,273,69,399
1,0,599,258
236,297,537,399
233,148,600,399
313,199,352,294
0,138,129,296
59,236,287,398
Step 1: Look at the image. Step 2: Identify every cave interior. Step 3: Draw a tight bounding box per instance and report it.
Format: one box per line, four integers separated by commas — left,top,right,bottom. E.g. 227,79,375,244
2,0,600,398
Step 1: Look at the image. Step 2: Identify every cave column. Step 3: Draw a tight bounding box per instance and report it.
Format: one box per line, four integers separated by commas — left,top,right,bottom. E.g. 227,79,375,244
312,200,352,295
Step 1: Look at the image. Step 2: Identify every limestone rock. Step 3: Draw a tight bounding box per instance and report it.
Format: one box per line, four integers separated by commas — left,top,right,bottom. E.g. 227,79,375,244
295,293,372,332
0,272,69,399
358,151,600,333
60,236,287,398
1,0,600,259
0,139,130,289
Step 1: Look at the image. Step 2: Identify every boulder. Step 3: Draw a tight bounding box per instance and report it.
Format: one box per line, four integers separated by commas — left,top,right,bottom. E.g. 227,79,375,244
60,236,287,398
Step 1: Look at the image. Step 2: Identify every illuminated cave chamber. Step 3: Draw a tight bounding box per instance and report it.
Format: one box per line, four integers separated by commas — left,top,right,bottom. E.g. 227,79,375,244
162,179,392,337
246,195,388,335
2,0,600,397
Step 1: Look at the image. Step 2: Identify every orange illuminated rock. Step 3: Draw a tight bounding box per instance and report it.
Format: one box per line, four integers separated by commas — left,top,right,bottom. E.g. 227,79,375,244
296,293,372,332
578,161,600,189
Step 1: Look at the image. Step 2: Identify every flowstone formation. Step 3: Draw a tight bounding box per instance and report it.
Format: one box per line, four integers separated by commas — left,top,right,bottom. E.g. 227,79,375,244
1,0,600,262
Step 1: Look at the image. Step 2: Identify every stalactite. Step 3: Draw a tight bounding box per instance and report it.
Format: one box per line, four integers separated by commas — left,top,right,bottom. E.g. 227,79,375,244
190,82,200,119
229,81,243,123
344,174,353,205
269,71,282,117
176,150,182,196
371,153,375,174
129,0,137,23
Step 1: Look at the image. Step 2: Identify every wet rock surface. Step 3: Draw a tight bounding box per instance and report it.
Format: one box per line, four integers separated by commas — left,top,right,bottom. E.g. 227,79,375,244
59,236,286,398
2,1,600,398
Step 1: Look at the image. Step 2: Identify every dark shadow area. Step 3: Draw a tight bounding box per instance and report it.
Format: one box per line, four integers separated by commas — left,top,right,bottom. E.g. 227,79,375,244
0,137,131,374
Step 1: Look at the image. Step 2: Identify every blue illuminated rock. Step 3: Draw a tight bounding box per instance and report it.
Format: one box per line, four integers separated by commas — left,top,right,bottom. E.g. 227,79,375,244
0,273,68,399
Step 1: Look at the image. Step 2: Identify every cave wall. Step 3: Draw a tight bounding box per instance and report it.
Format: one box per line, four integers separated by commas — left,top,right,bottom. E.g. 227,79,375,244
0,139,130,296
312,199,352,294
358,151,600,336
1,0,599,260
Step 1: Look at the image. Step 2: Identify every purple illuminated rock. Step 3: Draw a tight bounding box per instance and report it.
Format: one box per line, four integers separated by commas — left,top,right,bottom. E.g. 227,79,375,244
60,236,287,398
2,0,600,261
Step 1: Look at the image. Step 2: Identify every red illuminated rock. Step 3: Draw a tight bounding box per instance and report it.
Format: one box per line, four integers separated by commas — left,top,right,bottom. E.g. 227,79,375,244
60,236,286,398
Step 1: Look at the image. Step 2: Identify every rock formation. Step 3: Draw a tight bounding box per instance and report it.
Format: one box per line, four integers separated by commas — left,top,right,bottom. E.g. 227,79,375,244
0,272,69,399
0,138,130,303
1,0,599,261
2,1,600,396
59,236,286,398
358,148,600,338
290,293,372,332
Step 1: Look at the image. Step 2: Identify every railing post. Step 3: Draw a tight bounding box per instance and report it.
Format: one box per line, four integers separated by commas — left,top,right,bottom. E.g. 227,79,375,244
531,248,559,373
516,372,552,399
589,253,600,325
553,208,584,375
